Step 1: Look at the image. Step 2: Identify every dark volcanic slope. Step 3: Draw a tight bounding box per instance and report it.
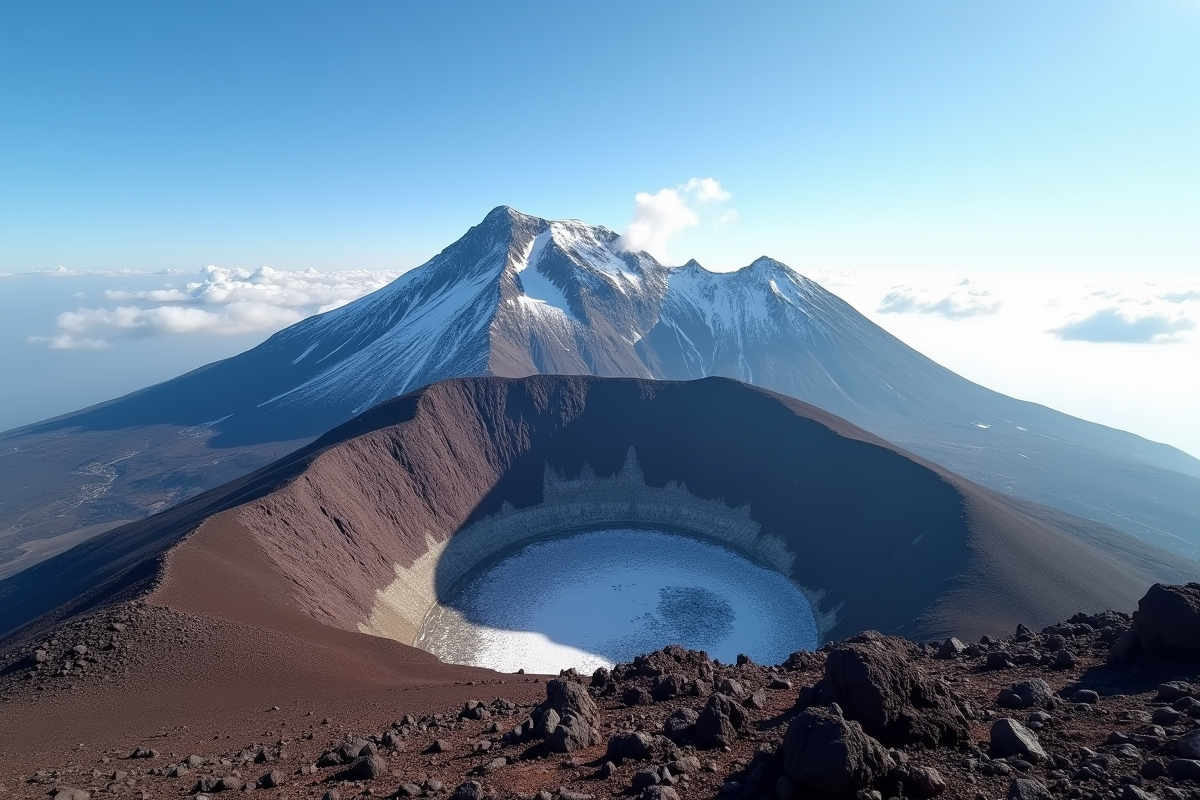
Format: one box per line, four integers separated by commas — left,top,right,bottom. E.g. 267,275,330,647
2,208,1197,581
2,376,1190,649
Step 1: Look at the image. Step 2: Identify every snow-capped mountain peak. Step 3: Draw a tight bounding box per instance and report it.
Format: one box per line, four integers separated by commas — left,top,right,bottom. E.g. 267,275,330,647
26,205,1197,560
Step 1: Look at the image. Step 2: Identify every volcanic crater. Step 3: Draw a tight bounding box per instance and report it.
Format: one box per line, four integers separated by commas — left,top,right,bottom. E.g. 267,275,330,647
4,375,1186,663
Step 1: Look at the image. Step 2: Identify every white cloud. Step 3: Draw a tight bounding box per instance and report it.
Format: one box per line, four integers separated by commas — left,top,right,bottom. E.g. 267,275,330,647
808,267,1200,458
878,278,1002,319
25,265,190,277
1053,307,1195,343
29,265,401,349
683,177,731,203
618,177,735,261
1047,278,1199,344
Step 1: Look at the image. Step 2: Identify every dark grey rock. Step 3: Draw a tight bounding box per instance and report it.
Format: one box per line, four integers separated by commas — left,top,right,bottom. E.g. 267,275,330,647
1053,649,1076,670
534,707,561,739
1136,584,1200,652
1168,759,1200,781
549,711,601,753
605,731,674,764
1011,679,1055,709
632,768,661,790
1123,785,1160,800
1153,707,1183,726
640,787,680,800
1007,778,1052,800
990,718,1048,764
694,692,746,748
937,638,965,659
813,632,970,747
1175,730,1200,759
668,756,701,775
449,781,482,800
1157,681,1196,702
744,689,768,710
663,707,698,742
343,754,386,780
780,706,892,795
651,673,686,701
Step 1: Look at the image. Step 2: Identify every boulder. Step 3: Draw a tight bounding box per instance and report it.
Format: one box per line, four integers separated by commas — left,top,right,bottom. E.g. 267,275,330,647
549,712,601,753
343,754,386,780
1014,679,1055,708
52,790,90,800
1167,759,1200,782
893,764,947,798
533,707,561,739
1123,786,1161,800
662,708,699,742
338,738,373,763
990,718,1048,764
744,689,768,710
632,768,661,790
529,678,601,753
1008,778,1052,800
449,782,483,800
694,692,747,748
1052,649,1076,670
1175,731,1200,759
812,631,970,747
780,706,892,795
641,788,680,800
258,770,282,789
936,638,965,659
1156,681,1196,702
605,732,675,764
1134,583,1200,652
651,673,686,701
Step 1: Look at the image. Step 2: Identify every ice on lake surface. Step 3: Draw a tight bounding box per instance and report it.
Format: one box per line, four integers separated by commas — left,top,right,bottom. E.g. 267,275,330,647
419,528,818,674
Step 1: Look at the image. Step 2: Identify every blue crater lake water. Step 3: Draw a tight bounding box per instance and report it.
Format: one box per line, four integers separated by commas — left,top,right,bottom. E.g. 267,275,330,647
417,528,818,674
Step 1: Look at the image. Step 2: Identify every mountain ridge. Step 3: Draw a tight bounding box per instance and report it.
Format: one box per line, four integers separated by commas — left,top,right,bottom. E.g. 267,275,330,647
1,206,1197,574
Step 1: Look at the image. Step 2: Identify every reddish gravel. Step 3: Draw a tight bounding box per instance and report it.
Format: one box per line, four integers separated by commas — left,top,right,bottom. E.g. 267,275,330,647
3,599,1199,800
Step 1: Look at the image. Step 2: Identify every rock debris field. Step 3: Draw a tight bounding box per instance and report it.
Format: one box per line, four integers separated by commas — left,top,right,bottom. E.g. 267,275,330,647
6,583,1200,800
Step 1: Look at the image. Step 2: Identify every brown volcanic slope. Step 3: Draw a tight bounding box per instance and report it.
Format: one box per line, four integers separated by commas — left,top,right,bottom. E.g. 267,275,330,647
2,375,1189,650
0,375,1193,784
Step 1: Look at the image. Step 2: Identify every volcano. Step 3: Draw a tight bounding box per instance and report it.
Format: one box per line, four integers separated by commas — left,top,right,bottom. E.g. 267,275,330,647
3,375,1188,646
2,208,1197,577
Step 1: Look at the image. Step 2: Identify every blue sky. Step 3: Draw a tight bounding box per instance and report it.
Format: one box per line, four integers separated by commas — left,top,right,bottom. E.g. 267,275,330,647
3,1,1196,273
1,2,1198,455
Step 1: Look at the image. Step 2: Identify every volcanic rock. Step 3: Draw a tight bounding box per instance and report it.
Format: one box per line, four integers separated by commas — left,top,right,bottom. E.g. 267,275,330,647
999,679,1056,709
1008,778,1053,800
605,732,676,764
991,718,1049,764
662,708,699,742
1133,583,1200,652
809,631,969,747
780,705,893,795
694,693,747,748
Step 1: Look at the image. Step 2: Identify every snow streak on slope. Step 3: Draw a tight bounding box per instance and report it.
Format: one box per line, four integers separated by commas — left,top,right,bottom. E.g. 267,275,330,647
514,230,574,320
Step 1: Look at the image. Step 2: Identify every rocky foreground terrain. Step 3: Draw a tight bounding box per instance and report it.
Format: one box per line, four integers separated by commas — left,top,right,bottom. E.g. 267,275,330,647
5,583,1200,800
